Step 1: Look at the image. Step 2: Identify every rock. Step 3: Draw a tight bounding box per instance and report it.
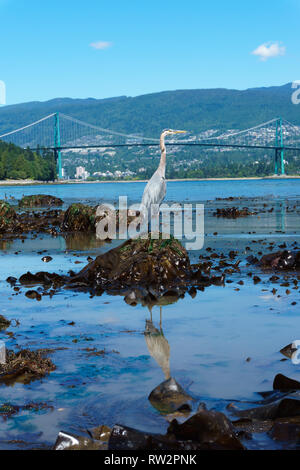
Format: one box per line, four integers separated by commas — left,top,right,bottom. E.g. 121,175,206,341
0,402,53,422
213,207,256,219
53,431,102,450
69,234,190,292
19,271,65,287
61,203,97,232
17,235,227,301
249,250,300,270
0,348,56,385
148,377,192,414
90,424,111,443
273,374,300,391
108,424,203,451
0,201,17,233
18,195,63,208
232,398,300,421
0,403,19,420
25,290,42,301
6,277,17,285
269,418,300,442
280,343,298,359
167,409,244,450
1,206,64,236
41,256,52,263
0,315,10,331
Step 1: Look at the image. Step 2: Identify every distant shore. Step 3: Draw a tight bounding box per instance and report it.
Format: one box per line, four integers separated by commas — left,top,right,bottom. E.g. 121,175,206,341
0,175,299,187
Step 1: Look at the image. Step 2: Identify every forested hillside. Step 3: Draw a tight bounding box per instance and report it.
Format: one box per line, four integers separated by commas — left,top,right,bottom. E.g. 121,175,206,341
1,83,299,180
0,142,56,180
0,83,298,137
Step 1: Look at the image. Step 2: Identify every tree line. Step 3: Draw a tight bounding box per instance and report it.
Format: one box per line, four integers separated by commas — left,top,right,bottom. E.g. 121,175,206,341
0,141,56,181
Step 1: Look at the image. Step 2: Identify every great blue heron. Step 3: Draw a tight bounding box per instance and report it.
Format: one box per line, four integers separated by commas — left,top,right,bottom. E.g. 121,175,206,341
141,129,186,223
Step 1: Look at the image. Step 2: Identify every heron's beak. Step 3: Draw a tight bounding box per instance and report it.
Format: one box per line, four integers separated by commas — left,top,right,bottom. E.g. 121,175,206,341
174,130,187,134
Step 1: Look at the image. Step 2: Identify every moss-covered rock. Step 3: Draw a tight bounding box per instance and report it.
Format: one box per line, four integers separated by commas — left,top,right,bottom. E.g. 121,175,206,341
16,234,226,304
61,203,97,232
70,234,190,290
19,194,63,208
0,200,17,233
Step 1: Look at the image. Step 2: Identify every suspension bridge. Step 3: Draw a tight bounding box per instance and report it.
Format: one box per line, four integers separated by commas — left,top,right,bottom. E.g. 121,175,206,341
0,112,300,179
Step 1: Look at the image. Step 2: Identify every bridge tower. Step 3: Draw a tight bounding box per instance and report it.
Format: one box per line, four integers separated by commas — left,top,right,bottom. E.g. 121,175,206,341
54,113,62,179
275,117,285,176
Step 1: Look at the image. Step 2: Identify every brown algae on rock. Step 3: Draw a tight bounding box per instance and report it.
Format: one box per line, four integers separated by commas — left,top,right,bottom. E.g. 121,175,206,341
0,349,56,385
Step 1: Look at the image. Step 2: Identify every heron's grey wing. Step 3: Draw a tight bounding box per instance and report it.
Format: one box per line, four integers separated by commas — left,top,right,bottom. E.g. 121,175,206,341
141,172,166,209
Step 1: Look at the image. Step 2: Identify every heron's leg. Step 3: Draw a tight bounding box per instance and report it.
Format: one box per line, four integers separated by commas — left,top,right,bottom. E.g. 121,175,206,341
160,306,162,330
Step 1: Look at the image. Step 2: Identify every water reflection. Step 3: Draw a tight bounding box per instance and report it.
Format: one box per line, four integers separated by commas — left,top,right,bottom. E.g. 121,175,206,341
144,308,170,380
0,239,12,251
64,232,108,251
143,304,192,416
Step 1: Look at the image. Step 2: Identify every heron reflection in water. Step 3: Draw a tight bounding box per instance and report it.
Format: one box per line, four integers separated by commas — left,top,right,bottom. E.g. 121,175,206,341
144,306,170,380
143,302,193,415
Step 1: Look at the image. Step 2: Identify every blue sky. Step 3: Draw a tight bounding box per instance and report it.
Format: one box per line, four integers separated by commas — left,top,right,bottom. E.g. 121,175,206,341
0,0,299,105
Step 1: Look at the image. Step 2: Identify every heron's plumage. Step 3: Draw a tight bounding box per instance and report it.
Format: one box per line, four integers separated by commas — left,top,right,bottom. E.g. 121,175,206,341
141,169,166,217
140,129,186,221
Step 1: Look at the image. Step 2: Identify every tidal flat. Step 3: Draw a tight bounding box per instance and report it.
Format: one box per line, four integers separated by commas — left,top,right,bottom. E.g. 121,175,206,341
0,179,300,450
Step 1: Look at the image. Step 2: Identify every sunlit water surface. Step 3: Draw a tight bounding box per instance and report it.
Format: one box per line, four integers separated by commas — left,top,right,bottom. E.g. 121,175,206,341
0,179,300,450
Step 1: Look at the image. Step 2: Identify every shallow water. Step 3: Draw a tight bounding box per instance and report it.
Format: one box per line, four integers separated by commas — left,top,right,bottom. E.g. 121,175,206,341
1,179,300,450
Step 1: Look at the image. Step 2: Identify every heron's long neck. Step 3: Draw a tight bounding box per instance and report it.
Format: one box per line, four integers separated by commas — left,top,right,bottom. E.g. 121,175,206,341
158,133,166,176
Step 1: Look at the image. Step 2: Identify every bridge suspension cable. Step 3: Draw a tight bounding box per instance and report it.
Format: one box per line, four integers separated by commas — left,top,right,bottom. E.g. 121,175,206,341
0,113,55,140
1,112,300,150
59,113,159,143
1,112,300,178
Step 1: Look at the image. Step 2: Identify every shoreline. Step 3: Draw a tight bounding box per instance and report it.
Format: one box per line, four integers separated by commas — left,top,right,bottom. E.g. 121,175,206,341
0,175,300,186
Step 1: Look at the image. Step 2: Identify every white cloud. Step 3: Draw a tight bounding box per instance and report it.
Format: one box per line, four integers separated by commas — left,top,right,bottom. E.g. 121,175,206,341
90,41,112,50
251,42,286,61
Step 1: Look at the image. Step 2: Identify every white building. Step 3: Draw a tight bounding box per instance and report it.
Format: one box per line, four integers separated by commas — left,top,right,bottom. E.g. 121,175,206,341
75,166,90,180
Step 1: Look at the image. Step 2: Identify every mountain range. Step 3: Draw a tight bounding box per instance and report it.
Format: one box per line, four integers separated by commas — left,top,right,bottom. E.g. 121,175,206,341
0,83,298,137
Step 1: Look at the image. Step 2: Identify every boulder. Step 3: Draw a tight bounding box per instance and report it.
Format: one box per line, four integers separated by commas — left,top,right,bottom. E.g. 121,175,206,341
68,234,191,293
167,409,244,450
16,234,227,303
273,374,300,391
61,203,97,232
148,377,192,414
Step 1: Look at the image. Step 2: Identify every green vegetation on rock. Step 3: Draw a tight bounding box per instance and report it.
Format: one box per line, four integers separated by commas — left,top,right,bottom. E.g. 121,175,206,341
62,203,96,232
0,200,16,232
19,194,63,207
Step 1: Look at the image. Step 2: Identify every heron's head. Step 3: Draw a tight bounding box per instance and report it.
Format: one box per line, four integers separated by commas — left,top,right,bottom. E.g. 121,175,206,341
162,129,187,137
